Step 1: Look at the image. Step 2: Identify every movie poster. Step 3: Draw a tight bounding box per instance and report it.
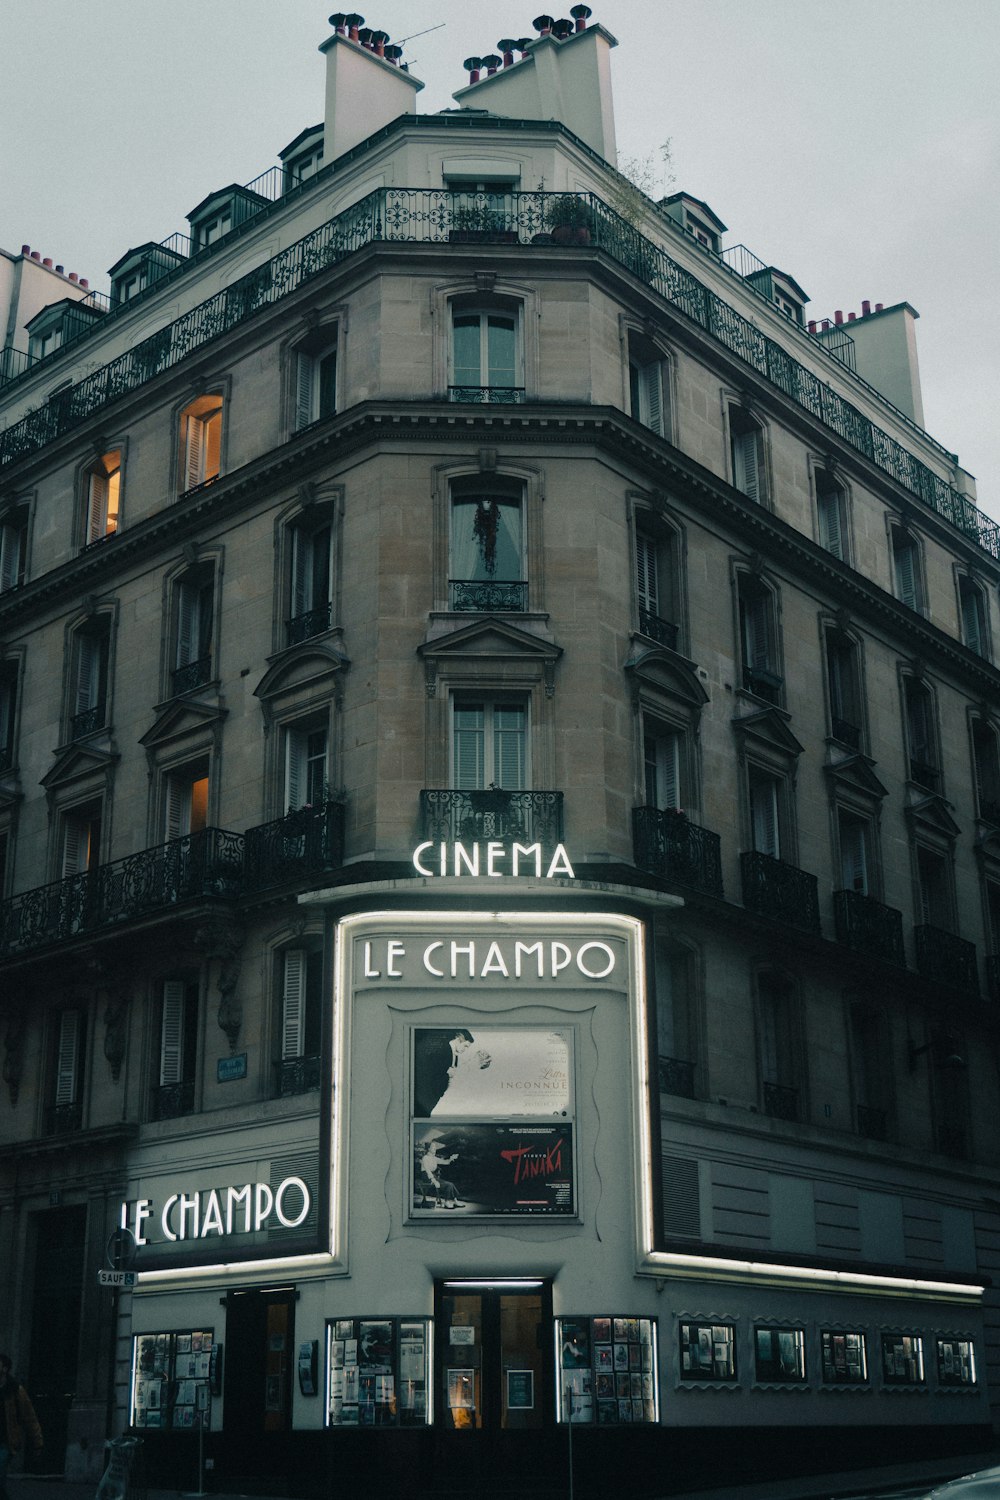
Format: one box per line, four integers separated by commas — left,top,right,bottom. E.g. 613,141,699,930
412,1027,572,1119
411,1122,574,1216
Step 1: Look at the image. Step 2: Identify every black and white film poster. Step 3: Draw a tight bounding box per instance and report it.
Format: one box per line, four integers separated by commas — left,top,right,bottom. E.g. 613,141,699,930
412,1122,574,1216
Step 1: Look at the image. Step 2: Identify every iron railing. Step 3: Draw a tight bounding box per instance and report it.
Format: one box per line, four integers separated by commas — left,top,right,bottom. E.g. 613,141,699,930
831,716,862,749
171,656,212,696
833,888,906,966
0,187,995,561
743,666,783,704
447,385,525,404
632,807,724,897
740,851,821,933
637,609,679,649
151,1080,195,1121
857,1103,888,1142
914,924,979,993
243,800,345,894
71,704,105,739
449,579,527,611
763,1081,799,1122
44,1102,83,1135
274,1055,322,1097
658,1055,696,1099
420,788,563,847
287,603,332,645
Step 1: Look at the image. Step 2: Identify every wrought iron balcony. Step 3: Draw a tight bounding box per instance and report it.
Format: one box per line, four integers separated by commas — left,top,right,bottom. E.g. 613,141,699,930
914,924,979,993
831,716,862,749
763,1082,799,1122
151,1080,195,1121
0,827,245,960
171,656,212,696
274,1055,321,1097
833,888,905,966
449,579,527,612
637,609,679,650
71,704,105,739
742,666,783,705
908,757,940,792
740,851,821,934
44,1102,83,1135
243,800,345,895
447,385,525,404
420,788,563,847
658,1055,696,1099
632,808,724,897
286,603,332,646
857,1103,888,1141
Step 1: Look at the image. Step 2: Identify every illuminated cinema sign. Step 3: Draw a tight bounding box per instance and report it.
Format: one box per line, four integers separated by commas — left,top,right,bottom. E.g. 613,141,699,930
412,841,575,879
119,1176,311,1246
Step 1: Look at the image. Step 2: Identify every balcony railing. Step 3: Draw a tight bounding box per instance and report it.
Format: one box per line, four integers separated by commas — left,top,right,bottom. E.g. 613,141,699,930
171,656,212,696
44,1102,83,1135
637,609,679,650
420,788,563,847
908,757,940,792
152,1080,195,1121
658,1055,696,1099
740,851,821,934
274,1055,321,1097
71,704,105,740
286,603,332,646
449,579,527,612
743,666,783,705
243,800,345,895
0,186,994,561
914,924,979,993
831,716,862,749
763,1081,799,1122
857,1103,888,1141
632,808,724,897
447,386,525,404
833,888,906,966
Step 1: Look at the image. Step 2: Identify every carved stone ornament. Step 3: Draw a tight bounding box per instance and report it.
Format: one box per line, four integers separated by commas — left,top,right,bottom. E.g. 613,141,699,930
193,917,246,1052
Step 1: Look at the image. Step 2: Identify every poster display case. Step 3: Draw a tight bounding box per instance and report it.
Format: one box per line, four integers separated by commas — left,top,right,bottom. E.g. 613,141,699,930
327,1317,431,1427
131,1329,214,1430
556,1316,658,1425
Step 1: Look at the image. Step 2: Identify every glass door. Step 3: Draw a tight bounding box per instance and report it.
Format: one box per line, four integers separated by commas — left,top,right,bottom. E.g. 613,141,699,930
436,1280,551,1433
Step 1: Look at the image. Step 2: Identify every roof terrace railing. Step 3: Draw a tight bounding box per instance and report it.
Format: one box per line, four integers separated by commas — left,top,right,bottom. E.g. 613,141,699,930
1,187,995,560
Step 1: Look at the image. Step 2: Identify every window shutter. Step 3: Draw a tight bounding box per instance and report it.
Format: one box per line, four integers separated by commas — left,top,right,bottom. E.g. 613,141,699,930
55,1010,80,1105
961,584,983,654
184,414,205,491
285,727,306,811
493,706,526,789
317,349,337,418
282,949,306,1059
295,353,315,431
819,491,842,558
0,523,21,591
841,819,868,894
291,529,310,619
87,471,109,544
165,776,188,841
642,363,663,437
176,581,198,666
894,538,918,609
61,816,86,877
454,706,485,788
74,632,98,715
751,775,780,858
636,532,659,616
0,677,12,752
744,591,771,671
160,980,187,1085
658,733,680,811
733,429,761,503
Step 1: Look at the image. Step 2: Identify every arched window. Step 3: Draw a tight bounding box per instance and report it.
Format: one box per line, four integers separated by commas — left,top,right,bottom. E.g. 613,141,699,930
958,575,989,656
449,299,523,403
815,467,848,561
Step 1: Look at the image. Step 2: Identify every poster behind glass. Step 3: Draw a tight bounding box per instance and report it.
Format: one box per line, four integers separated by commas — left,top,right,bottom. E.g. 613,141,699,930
328,1318,429,1427
132,1329,214,1430
556,1317,658,1425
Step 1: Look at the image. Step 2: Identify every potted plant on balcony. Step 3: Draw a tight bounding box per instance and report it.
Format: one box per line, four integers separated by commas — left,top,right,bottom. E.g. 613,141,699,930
546,195,594,246
449,203,517,245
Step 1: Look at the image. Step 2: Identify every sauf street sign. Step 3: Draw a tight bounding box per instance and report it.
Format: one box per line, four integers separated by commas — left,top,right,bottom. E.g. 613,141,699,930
98,1269,136,1287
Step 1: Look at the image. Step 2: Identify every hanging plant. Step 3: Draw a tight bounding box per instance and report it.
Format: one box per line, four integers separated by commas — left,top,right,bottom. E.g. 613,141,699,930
473,497,499,575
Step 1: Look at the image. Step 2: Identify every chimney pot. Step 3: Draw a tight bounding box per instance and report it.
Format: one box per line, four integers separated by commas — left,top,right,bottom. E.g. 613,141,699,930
482,52,502,74
552,18,574,38
463,54,482,81
372,30,387,55
56,264,65,275
807,319,817,333
875,301,883,312
834,309,843,325
42,257,53,268
30,250,40,260
80,278,89,288
345,12,363,41
533,14,555,34
384,42,402,62
515,37,533,54
357,25,372,47
821,319,831,330
68,272,79,282
498,37,516,65
570,3,592,27
20,244,30,255
328,10,346,31
861,298,871,316
847,311,856,321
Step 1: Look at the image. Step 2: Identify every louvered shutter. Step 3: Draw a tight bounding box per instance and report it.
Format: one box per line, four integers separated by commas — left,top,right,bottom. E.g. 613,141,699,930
744,591,771,672
291,529,310,619
819,491,842,558
657,733,680,811
165,776,188,841
87,471,109,544
55,1010,80,1104
642,363,663,436
176,581,198,666
286,727,306,811
74,633,98,715
636,532,659,616
62,816,86,877
751,775,779,858
454,706,485,788
282,949,306,1059
0,677,12,753
295,353,315,431
907,687,931,763
493,706,526,789
733,429,761,502
184,414,205,491
961,585,983,654
0,522,22,592
841,819,868,894
160,981,186,1085
894,539,918,609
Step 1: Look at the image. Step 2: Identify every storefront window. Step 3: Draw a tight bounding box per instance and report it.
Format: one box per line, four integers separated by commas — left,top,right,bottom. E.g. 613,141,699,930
936,1338,976,1387
557,1316,658,1425
821,1329,868,1383
327,1317,430,1427
880,1332,925,1385
679,1321,736,1382
132,1329,216,1429
754,1326,806,1383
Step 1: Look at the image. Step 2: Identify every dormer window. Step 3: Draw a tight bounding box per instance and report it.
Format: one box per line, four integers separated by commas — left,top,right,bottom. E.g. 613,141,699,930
108,243,185,307
187,186,267,253
26,298,104,362
280,124,324,193
660,193,726,256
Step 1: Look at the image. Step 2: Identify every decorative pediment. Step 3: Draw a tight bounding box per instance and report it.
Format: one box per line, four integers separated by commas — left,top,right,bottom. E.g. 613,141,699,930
254,637,350,707
905,792,961,839
41,740,119,792
823,753,889,802
418,616,562,698
140,696,227,752
731,706,804,759
624,642,709,709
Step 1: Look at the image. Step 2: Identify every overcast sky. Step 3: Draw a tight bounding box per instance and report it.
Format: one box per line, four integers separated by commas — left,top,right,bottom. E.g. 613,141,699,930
3,2,997,515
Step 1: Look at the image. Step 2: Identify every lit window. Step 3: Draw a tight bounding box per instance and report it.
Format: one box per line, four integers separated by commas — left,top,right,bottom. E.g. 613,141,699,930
179,396,223,492
84,450,121,545
880,1334,924,1386
164,764,209,840
60,803,102,877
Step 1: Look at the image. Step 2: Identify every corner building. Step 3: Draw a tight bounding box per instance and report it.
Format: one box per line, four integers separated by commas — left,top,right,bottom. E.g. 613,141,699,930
2,13,1000,1496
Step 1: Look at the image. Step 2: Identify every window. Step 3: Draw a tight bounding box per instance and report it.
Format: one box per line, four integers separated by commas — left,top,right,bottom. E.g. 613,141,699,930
880,1334,924,1386
69,618,111,739
48,1008,85,1133
838,811,871,896
936,1339,976,1387
891,526,923,611
172,565,214,695
729,407,767,504
754,1327,806,1383
635,520,679,648
83,450,121,546
849,1000,891,1141
450,306,521,402
928,1027,971,1157
916,844,953,930
287,515,333,643
164,762,209,840
958,575,989,656
757,970,800,1121
816,469,848,560
903,677,938,791
294,343,337,431
450,489,525,611
737,574,781,703
179,396,223,492
275,947,322,1095
453,699,526,789
154,979,199,1120
285,723,328,811
825,630,863,748
60,801,101,877
748,766,782,858
628,332,669,439
0,505,28,592
644,721,681,812
972,719,1000,824
653,938,698,1099
0,660,18,771
821,1331,868,1384
679,1322,736,1381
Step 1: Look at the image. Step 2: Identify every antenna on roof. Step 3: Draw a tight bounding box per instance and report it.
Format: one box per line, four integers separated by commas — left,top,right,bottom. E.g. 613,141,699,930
395,21,446,45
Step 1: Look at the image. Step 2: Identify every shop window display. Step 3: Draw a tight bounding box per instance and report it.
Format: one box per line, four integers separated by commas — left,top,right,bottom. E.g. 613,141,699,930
327,1317,430,1427
556,1316,658,1425
132,1329,215,1429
